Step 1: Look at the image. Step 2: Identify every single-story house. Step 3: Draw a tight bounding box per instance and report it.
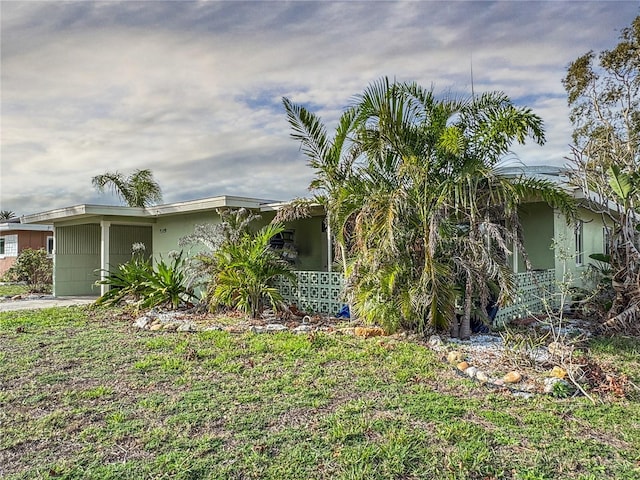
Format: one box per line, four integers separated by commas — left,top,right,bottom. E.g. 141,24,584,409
21,165,614,321
0,218,54,277
21,195,340,313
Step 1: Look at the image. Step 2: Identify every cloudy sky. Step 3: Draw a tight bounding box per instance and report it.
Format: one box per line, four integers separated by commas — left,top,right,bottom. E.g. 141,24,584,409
1,1,638,216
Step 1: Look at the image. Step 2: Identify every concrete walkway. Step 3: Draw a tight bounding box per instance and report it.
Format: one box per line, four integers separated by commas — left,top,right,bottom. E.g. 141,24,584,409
0,296,98,312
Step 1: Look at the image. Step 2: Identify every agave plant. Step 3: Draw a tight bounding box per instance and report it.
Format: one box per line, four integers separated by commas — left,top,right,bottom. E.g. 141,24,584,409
95,250,197,310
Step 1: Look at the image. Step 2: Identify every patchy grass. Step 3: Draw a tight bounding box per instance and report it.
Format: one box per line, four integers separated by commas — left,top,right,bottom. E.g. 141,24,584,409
1,307,639,479
0,283,30,297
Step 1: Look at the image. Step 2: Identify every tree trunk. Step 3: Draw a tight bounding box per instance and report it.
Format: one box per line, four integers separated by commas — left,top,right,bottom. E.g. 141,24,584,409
460,275,473,340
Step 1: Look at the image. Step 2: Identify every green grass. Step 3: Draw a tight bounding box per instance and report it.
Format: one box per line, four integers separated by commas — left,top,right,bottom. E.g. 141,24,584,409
0,283,30,297
1,307,639,479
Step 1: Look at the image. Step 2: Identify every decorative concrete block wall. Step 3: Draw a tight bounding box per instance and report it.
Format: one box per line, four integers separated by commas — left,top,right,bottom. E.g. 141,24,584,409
273,271,345,316
494,269,556,325
276,269,557,324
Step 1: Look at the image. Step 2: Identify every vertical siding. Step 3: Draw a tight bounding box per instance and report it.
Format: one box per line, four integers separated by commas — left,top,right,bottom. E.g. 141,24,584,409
109,225,153,267
54,225,101,296
56,225,100,255
53,223,152,296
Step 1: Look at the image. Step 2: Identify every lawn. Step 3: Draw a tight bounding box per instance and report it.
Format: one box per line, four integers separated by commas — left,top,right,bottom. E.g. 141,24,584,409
0,283,30,297
1,306,639,479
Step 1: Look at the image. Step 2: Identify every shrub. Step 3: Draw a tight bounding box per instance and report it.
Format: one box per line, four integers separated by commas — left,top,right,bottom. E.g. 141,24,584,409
4,248,52,293
96,249,197,310
209,223,295,318
179,209,294,318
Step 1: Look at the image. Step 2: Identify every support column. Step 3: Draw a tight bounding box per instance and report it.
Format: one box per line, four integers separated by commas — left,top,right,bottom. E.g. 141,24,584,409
512,229,519,273
100,221,111,296
52,226,57,297
326,220,332,272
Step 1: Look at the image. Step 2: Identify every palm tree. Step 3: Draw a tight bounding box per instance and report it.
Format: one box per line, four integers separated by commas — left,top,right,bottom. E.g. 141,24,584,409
281,97,363,277
0,210,16,221
210,222,295,318
92,169,162,207
284,78,575,338
349,79,575,338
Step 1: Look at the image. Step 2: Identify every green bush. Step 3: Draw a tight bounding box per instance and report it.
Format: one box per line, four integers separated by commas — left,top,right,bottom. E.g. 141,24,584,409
4,248,52,293
96,250,197,310
209,223,295,318
180,209,294,318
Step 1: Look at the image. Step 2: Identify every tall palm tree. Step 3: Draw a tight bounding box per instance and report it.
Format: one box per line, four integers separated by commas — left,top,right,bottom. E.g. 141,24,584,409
285,78,575,338
349,79,575,338
92,169,162,207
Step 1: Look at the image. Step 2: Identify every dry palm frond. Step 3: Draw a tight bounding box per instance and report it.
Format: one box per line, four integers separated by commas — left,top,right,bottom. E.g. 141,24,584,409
272,198,313,223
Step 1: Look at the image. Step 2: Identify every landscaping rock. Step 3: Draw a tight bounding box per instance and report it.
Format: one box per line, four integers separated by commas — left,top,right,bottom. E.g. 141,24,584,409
428,335,443,348
293,325,314,334
163,323,179,331
464,366,478,378
503,371,523,384
447,351,464,364
354,327,385,338
265,323,288,332
135,316,151,329
177,322,198,332
149,324,163,331
457,361,470,371
549,366,567,379
475,370,489,383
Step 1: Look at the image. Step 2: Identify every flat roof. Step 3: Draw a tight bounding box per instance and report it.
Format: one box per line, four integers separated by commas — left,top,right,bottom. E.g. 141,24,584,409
0,223,54,232
22,195,283,224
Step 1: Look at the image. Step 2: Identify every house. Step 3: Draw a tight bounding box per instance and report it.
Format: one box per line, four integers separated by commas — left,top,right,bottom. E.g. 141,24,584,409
496,165,614,322
0,218,54,277
21,165,613,321
21,196,341,313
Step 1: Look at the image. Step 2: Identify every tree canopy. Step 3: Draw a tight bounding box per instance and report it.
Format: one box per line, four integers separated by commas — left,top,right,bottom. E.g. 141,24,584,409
285,78,574,338
92,169,163,208
564,15,640,332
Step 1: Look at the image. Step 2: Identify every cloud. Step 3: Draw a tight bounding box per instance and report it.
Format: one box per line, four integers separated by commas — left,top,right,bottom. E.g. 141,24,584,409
1,0,638,215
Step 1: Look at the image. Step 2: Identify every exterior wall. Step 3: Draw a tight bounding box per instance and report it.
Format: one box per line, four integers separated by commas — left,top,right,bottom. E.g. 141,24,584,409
54,224,101,296
153,211,224,259
153,210,328,272
109,225,153,267
518,202,555,272
494,269,556,325
0,230,53,277
554,206,611,288
274,271,345,315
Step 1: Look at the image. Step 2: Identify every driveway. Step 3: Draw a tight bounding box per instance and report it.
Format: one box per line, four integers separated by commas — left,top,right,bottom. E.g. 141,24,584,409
0,296,97,312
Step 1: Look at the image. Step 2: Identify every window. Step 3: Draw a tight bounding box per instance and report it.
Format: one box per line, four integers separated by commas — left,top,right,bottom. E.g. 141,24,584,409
0,235,17,257
575,221,584,266
47,236,54,256
603,227,611,256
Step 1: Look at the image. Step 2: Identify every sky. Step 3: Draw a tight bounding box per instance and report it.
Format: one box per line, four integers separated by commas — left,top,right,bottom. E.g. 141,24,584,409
1,0,638,217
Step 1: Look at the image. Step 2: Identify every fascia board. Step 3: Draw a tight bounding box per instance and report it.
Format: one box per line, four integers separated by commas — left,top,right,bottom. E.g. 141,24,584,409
147,195,280,216
22,205,149,224
0,223,54,232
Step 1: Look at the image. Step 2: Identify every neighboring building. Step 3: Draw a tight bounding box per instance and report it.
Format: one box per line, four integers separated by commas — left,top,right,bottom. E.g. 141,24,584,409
21,166,615,320
0,219,54,277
